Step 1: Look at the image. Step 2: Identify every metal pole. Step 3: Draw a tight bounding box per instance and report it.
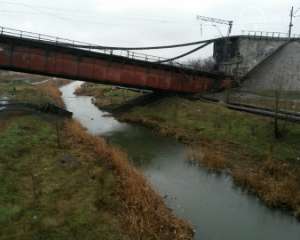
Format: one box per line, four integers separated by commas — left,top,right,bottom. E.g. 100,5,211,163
228,21,233,36
288,6,294,38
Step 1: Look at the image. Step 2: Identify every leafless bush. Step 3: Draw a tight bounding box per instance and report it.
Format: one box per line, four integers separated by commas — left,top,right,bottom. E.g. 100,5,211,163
272,64,294,139
186,57,216,72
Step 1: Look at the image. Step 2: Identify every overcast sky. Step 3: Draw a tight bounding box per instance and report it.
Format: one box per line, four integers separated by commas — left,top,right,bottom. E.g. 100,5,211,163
1,0,300,60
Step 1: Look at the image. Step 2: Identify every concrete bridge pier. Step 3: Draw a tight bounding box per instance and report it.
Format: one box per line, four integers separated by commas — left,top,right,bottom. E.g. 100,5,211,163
213,35,300,91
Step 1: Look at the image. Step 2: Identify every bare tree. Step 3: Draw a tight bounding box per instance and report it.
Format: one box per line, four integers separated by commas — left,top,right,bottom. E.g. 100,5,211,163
273,74,283,139
186,57,216,72
271,63,293,139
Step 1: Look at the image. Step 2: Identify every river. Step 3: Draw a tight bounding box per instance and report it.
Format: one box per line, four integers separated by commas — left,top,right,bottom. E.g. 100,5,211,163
61,81,300,240
0,98,8,111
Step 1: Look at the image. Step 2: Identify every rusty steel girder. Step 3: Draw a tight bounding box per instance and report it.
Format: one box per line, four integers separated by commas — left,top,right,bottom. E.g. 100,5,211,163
0,34,228,93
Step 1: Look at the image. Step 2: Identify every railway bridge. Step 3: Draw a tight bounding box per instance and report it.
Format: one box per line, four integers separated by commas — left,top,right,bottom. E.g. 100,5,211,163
1,27,298,93
0,26,232,94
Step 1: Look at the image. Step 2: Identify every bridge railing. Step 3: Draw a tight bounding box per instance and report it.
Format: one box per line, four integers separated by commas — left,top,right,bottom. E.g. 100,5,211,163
241,30,300,39
0,26,189,69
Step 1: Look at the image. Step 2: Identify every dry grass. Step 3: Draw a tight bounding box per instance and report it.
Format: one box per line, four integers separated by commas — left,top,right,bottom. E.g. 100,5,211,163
187,143,300,217
63,120,193,240
187,145,227,171
0,121,7,132
74,83,105,98
232,159,300,217
120,116,192,144
187,143,300,218
37,80,69,107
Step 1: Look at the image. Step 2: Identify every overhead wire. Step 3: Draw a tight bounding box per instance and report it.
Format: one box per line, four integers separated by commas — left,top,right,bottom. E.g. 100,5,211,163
154,41,213,63
0,4,118,26
62,38,219,51
0,1,219,63
0,1,190,25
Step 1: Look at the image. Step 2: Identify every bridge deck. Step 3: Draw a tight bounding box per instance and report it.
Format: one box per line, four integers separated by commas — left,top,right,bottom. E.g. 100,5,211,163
0,26,229,93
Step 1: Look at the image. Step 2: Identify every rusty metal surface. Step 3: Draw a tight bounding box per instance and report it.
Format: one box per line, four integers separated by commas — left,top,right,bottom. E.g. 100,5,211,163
0,29,230,94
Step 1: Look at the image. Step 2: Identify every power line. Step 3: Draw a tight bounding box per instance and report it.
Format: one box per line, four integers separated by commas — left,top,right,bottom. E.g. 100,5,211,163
0,7,119,26
0,1,101,15
0,7,200,29
0,1,186,25
0,1,216,60
155,41,213,63
64,38,218,51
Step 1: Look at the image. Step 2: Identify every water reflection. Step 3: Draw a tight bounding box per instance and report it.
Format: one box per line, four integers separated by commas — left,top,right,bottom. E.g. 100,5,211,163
0,99,8,111
61,82,300,240
60,81,127,135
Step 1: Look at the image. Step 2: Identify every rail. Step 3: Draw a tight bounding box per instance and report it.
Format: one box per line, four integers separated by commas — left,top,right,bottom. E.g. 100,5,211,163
195,95,300,123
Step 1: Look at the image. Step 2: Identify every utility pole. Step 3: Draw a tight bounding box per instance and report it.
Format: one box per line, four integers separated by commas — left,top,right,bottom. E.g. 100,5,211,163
196,15,234,37
196,15,235,87
227,21,233,37
288,6,294,38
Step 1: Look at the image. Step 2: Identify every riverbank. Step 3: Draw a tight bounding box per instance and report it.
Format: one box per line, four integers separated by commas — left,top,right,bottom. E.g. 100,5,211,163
74,83,142,111
76,83,300,219
0,79,193,239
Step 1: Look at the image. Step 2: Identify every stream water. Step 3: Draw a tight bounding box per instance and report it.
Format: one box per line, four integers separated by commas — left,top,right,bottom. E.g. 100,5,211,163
61,81,300,240
0,97,8,111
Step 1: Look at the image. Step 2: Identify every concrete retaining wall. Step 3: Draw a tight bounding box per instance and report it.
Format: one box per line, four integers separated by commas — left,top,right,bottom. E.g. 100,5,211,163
242,41,300,91
214,36,287,78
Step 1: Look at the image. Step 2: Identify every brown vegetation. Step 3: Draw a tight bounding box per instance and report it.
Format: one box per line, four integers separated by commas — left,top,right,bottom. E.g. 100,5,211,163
232,159,300,218
187,144,227,171
63,120,193,240
187,144,300,218
119,116,192,143
37,80,69,107
0,119,7,130
74,83,105,98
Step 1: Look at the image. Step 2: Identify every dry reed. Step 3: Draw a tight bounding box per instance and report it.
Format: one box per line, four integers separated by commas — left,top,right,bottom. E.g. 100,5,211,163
63,120,193,240
188,143,300,218
37,80,69,107
187,145,227,171
232,159,300,215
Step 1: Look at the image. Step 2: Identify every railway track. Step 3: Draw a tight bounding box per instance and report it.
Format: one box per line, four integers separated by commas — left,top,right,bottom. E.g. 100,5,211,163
196,95,300,123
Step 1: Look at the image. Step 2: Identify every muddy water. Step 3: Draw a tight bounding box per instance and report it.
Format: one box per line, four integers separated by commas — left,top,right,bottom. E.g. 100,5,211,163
61,82,300,240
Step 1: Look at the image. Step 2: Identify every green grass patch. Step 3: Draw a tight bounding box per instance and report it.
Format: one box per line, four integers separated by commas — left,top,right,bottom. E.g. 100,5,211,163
124,97,300,163
0,81,56,106
76,83,142,109
0,115,126,240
